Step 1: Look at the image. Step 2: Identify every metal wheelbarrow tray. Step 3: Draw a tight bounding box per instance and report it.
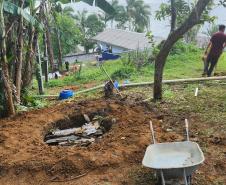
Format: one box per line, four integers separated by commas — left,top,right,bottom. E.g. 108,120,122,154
142,120,205,185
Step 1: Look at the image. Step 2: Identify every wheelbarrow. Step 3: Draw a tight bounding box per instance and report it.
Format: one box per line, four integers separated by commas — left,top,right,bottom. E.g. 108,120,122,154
142,119,205,185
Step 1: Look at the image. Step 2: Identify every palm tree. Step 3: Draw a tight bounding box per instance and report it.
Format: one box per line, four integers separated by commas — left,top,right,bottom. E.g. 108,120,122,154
0,0,115,117
0,0,15,115
75,11,105,53
74,10,88,33
0,0,43,116
126,0,151,32
133,1,151,32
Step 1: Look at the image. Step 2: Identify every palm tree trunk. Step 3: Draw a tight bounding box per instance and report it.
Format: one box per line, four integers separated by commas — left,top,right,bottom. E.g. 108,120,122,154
22,25,35,89
44,3,55,72
0,0,15,116
45,23,54,72
43,33,49,82
35,42,44,95
15,0,25,103
56,28,63,70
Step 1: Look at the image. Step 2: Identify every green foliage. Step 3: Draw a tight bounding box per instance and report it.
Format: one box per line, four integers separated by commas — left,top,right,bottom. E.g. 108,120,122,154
170,40,200,55
204,24,218,37
75,11,105,52
52,13,82,56
42,42,222,90
81,0,115,15
163,86,175,99
156,0,190,25
100,0,150,32
111,66,135,80
126,0,151,32
22,89,47,108
57,0,115,15
45,75,79,87
3,1,43,30
125,49,152,70
155,0,215,29
86,14,105,37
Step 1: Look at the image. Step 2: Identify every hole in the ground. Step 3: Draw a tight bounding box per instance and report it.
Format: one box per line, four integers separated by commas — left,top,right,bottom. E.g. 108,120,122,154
44,110,115,147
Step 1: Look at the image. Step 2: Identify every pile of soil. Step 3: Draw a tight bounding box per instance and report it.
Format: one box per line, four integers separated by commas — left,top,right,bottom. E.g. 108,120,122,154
0,98,225,185
0,99,154,184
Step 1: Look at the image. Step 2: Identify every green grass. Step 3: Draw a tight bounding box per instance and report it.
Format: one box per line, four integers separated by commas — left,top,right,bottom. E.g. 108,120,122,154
35,43,226,94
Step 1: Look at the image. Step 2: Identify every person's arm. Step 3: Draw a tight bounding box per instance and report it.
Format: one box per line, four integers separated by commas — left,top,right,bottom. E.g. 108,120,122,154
205,41,212,55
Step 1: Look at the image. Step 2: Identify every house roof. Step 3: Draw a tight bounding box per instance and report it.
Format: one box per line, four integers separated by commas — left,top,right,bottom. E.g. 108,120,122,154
92,29,163,51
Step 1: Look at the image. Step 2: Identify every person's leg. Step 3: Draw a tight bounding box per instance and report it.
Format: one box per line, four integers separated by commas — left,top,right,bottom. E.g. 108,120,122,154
203,60,207,75
207,56,219,77
213,63,218,76
203,55,211,76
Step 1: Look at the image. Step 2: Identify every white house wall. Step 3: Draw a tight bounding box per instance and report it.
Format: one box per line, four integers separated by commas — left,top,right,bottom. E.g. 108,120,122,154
98,42,128,54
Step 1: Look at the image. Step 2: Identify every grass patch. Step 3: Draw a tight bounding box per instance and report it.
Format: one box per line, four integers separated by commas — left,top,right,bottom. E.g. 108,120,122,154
32,42,226,95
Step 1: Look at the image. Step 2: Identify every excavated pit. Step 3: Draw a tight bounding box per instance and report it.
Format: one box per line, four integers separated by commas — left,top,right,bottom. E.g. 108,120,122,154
44,110,115,146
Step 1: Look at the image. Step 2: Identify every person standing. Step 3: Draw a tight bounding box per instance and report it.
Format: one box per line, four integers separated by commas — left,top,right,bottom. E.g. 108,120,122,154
65,61,69,72
203,25,226,77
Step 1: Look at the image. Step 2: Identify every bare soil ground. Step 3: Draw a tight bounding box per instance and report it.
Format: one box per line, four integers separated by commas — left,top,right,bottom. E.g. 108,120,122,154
0,86,226,185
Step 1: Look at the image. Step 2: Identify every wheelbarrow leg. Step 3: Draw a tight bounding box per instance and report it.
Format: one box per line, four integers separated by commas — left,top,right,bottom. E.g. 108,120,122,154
183,168,188,185
186,175,192,185
160,170,166,185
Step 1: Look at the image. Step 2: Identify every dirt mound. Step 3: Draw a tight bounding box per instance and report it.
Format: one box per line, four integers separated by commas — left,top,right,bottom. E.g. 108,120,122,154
0,98,158,184
0,97,225,185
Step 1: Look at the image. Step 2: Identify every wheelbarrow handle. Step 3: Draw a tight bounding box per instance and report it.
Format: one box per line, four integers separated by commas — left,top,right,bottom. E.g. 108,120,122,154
149,121,156,144
185,119,190,141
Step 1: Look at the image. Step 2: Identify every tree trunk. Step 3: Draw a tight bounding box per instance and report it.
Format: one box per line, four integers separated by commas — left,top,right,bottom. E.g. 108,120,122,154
56,28,62,70
153,0,212,100
44,3,55,72
15,0,25,103
0,0,15,116
170,0,176,32
154,37,177,100
43,33,49,82
22,25,35,89
45,24,54,72
35,42,44,95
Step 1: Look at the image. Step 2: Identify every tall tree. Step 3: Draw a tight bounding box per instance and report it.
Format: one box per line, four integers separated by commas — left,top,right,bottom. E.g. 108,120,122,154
0,0,15,116
52,12,81,56
126,0,150,32
75,11,105,53
15,0,25,103
43,2,55,72
153,0,213,100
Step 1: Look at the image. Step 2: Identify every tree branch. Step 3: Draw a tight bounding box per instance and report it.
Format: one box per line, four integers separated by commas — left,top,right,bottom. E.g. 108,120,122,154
170,0,176,32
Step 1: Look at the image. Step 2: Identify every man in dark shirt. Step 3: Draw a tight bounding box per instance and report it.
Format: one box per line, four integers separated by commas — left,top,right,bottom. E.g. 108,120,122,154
204,25,226,77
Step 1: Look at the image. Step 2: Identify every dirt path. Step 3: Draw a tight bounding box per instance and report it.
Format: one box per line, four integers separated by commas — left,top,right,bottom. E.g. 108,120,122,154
0,97,225,185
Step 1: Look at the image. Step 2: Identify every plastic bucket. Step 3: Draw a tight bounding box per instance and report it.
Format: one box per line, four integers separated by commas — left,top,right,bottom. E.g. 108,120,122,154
59,90,74,100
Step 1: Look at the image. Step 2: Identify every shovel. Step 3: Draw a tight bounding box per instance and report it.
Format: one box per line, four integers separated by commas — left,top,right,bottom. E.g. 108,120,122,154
100,64,127,101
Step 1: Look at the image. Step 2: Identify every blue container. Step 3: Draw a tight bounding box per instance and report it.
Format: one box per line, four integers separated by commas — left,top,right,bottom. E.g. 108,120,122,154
114,81,119,89
59,90,74,100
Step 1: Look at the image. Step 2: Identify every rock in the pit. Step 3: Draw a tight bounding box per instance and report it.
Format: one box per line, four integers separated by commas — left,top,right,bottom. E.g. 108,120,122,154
46,135,80,144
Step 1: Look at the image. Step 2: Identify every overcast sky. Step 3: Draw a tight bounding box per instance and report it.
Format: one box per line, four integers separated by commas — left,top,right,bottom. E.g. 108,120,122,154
66,0,226,37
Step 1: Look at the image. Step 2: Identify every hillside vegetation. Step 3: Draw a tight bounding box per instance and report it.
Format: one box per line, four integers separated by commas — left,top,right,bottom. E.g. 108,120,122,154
44,42,226,92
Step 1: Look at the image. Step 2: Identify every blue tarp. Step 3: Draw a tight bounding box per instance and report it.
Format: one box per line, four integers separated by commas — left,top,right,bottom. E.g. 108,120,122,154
98,51,120,61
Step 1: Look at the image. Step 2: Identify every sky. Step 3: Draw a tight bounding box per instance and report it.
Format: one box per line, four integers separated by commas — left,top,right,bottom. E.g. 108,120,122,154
65,0,226,37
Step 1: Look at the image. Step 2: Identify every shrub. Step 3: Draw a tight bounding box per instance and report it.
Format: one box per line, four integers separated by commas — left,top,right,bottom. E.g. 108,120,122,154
22,89,47,108
170,40,200,55
111,66,135,80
